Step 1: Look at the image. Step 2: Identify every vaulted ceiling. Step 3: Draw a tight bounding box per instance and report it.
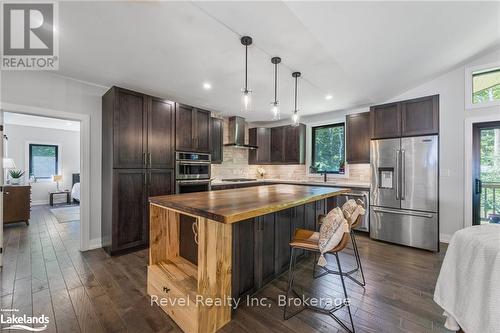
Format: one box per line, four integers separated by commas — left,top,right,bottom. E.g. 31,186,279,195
56,1,500,121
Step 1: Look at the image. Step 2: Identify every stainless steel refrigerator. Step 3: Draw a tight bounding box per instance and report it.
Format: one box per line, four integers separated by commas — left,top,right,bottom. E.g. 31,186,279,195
370,135,439,251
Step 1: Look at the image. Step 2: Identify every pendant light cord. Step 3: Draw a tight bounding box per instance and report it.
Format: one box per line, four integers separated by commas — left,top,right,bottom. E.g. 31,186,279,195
274,62,278,103
245,45,248,92
294,75,298,111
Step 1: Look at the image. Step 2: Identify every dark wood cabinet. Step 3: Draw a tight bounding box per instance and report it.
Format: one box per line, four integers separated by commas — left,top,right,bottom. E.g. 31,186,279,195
269,124,306,164
370,95,439,139
148,97,175,169
113,88,148,168
370,102,401,139
111,169,148,253
274,208,292,275
248,128,271,164
270,126,285,163
401,95,439,137
232,218,257,299
175,105,211,153
3,185,31,225
258,214,276,284
102,86,175,255
210,117,223,164
346,112,371,163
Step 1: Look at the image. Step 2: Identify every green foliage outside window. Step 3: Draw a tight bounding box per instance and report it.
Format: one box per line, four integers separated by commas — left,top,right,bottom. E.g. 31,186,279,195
480,128,500,221
473,68,500,104
311,123,345,173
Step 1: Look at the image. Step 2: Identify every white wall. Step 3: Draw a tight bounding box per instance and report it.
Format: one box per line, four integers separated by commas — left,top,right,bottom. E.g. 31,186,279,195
4,124,80,205
1,71,107,245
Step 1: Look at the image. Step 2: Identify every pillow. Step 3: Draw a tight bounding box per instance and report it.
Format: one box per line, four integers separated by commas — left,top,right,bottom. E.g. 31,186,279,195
317,207,348,267
342,199,366,226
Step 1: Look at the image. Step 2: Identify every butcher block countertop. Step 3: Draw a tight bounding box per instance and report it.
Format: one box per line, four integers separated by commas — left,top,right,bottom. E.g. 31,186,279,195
149,184,349,224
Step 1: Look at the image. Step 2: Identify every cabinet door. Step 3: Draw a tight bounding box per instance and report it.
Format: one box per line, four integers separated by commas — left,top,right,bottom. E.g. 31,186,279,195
4,186,30,223
259,214,276,284
148,97,175,169
346,112,371,164
148,169,174,197
290,205,305,257
270,126,285,163
249,128,271,164
401,95,439,137
112,169,147,252
114,89,147,168
284,124,306,164
232,218,257,299
175,104,195,152
274,208,291,275
370,102,401,139
194,109,211,153
210,118,223,163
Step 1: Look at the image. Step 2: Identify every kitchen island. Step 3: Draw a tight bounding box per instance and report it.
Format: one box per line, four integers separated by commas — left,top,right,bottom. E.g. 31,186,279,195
148,184,349,333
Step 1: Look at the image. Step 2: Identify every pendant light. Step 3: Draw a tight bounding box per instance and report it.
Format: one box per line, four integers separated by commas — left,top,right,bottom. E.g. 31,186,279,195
291,71,301,127
240,36,253,112
270,57,281,120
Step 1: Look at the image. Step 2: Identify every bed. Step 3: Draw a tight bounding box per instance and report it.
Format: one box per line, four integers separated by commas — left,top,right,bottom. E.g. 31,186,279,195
71,173,80,203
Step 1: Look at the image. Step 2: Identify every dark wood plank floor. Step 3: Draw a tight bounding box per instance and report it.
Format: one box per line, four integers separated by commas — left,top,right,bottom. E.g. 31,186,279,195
1,205,451,333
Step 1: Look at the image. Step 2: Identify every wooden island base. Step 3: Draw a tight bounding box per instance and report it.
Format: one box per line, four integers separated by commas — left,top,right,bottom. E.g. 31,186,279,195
147,185,348,333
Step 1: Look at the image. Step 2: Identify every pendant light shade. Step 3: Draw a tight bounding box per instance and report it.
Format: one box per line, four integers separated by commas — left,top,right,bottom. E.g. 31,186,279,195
291,72,301,127
241,36,253,112
271,57,281,120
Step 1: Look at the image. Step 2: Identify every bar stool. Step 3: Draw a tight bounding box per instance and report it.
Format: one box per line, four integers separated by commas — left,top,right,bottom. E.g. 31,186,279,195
283,225,355,333
313,199,366,288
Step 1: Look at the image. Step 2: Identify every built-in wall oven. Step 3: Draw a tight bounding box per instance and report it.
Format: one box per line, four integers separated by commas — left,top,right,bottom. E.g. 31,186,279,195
175,152,211,194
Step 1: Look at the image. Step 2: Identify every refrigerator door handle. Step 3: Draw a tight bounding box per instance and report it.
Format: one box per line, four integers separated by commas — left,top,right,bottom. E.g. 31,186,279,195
372,207,433,219
396,149,401,200
401,149,406,200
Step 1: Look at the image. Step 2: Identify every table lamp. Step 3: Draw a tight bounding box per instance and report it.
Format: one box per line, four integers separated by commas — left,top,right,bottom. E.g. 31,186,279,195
52,175,63,191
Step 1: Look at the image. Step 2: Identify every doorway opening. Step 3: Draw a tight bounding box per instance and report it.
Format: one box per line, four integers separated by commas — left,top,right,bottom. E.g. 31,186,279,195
472,121,500,225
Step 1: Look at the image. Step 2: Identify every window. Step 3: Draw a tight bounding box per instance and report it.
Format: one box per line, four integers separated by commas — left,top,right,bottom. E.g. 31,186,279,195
311,123,345,173
29,144,58,179
472,67,500,104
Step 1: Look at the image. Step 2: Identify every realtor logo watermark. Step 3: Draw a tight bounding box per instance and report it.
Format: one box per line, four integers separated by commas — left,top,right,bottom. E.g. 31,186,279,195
1,1,59,70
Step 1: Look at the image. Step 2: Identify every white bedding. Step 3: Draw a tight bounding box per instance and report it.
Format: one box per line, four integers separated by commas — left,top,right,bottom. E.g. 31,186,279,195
434,224,500,333
71,182,80,202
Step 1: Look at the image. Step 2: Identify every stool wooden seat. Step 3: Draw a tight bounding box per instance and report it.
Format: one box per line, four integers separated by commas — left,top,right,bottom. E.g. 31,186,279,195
283,216,356,333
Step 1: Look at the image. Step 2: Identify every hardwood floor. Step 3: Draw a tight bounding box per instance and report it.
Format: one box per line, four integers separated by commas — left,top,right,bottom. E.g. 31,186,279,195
1,205,450,333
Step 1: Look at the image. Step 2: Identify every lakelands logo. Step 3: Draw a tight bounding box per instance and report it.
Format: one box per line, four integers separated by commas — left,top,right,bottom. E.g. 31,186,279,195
0,309,49,331
1,1,59,70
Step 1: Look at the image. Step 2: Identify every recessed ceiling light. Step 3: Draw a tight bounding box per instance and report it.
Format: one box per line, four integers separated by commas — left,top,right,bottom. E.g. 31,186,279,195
203,82,212,90
325,95,333,100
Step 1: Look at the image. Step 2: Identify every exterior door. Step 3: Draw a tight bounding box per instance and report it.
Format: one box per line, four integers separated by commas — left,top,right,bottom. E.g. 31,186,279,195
401,135,438,212
370,138,401,209
148,98,175,169
473,122,500,225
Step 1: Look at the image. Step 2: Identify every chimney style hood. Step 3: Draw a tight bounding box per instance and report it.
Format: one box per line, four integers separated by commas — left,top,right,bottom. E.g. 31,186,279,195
223,116,258,149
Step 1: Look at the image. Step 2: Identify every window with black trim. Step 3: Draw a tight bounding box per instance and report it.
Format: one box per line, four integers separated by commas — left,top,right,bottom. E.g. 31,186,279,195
29,144,58,179
311,123,345,174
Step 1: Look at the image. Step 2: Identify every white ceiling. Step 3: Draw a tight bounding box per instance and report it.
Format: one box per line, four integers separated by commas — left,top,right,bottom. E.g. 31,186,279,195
4,112,81,132
55,1,500,122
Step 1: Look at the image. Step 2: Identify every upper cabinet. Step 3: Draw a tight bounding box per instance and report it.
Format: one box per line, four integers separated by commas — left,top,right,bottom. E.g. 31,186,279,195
370,102,401,139
148,97,175,169
107,87,174,169
249,128,271,165
370,95,439,139
252,124,305,165
401,95,439,137
210,117,223,164
112,88,148,168
346,112,370,164
175,104,211,153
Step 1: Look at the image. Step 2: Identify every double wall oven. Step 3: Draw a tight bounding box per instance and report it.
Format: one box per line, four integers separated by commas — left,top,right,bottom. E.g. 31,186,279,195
175,152,211,193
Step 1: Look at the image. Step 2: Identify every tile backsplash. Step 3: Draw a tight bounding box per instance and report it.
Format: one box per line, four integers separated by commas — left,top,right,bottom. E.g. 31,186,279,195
210,117,371,183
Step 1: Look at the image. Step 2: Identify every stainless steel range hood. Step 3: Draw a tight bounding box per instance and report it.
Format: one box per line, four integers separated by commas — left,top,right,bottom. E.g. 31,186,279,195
223,116,258,149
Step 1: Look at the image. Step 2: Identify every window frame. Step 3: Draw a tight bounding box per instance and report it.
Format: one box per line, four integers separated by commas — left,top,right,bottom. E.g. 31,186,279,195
310,122,346,174
29,143,59,179
465,61,500,110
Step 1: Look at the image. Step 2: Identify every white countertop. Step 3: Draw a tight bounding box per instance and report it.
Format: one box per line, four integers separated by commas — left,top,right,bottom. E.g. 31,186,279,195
211,179,370,189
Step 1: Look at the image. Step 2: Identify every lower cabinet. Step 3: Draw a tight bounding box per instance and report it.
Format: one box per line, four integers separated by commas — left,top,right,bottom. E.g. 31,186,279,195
102,168,174,255
230,200,326,300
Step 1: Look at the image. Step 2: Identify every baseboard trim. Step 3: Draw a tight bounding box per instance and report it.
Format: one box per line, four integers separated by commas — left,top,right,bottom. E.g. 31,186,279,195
440,233,452,243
